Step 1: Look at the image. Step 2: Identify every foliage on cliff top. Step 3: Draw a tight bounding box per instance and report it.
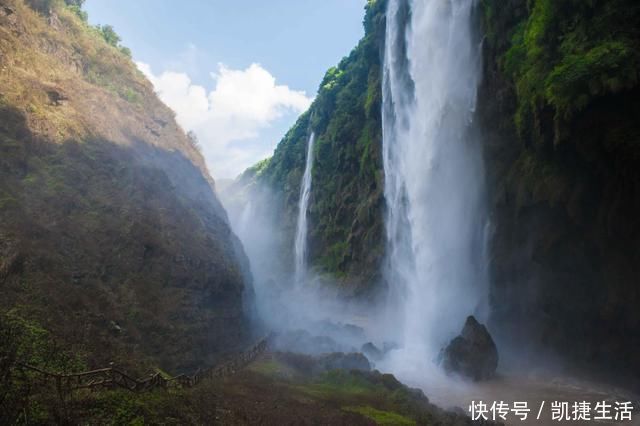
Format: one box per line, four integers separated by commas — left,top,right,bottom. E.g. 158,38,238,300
486,0,640,146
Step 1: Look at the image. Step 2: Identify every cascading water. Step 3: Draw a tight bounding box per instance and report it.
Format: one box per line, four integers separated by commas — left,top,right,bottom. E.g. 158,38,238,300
382,0,489,368
293,132,316,286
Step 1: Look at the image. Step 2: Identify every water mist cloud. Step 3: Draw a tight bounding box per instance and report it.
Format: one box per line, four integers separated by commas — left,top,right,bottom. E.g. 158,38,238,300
137,61,313,178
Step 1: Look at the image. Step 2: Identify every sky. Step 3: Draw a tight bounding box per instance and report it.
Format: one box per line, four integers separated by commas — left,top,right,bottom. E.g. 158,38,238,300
84,0,368,179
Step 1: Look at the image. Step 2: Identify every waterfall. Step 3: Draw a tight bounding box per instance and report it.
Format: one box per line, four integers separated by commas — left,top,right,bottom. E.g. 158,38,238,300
293,133,316,286
237,200,254,238
382,0,488,364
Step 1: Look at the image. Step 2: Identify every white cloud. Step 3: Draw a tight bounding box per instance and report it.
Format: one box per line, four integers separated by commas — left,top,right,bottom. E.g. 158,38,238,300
137,61,312,178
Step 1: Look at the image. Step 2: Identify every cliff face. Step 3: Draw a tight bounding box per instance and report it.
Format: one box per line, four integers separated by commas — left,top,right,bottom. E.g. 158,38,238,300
0,0,251,372
478,0,640,375
240,0,387,294
244,0,640,376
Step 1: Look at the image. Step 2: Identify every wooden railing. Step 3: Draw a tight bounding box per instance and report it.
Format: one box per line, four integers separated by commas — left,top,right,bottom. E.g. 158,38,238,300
17,336,270,395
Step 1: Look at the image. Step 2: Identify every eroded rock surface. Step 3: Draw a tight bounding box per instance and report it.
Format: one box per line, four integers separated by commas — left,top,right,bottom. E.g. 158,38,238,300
440,316,498,381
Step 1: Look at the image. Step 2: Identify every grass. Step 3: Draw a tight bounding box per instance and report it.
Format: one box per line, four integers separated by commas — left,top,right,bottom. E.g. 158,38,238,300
248,358,293,377
0,196,18,209
493,0,640,144
344,405,417,426
237,357,442,424
298,369,381,400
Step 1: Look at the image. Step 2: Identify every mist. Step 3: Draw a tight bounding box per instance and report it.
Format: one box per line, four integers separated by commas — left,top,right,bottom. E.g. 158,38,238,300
216,0,640,419
220,173,382,358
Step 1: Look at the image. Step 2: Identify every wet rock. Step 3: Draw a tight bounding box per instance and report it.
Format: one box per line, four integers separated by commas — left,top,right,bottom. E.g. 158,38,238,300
361,342,383,361
272,329,346,354
382,341,400,353
109,320,122,334
440,316,498,381
317,320,366,342
314,352,370,374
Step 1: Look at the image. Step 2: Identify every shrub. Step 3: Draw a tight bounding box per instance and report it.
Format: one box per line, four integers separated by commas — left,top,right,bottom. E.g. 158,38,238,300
99,25,121,47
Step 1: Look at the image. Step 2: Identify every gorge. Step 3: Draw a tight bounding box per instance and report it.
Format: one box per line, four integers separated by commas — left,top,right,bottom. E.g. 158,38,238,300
225,0,640,410
2,0,640,423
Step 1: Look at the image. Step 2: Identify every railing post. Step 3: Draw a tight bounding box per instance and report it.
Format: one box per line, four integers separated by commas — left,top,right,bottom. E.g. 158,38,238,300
109,362,115,389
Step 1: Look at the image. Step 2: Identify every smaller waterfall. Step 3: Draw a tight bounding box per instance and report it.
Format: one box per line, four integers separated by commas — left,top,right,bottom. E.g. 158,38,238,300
293,133,316,285
237,201,253,238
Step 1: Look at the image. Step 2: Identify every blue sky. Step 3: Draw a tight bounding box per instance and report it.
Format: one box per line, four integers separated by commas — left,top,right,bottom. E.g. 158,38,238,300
84,0,368,178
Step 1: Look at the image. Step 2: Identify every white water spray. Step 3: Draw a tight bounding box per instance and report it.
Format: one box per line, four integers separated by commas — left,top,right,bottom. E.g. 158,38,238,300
382,0,488,367
294,133,316,286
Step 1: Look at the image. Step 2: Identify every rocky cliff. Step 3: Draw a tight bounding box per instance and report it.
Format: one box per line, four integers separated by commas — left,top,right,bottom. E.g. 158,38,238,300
232,0,387,295
241,0,640,377
0,0,251,373
478,0,640,377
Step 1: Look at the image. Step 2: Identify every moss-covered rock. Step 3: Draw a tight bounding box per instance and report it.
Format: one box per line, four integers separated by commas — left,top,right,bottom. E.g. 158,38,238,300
479,0,640,376
236,0,640,379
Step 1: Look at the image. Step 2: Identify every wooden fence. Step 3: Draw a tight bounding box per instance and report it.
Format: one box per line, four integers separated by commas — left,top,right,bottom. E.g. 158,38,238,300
17,336,270,395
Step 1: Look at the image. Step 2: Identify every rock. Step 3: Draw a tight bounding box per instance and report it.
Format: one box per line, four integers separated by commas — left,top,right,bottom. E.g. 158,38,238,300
1,6,15,17
382,341,400,353
361,342,383,361
314,352,371,374
46,89,68,106
440,316,498,381
272,329,346,354
109,320,122,334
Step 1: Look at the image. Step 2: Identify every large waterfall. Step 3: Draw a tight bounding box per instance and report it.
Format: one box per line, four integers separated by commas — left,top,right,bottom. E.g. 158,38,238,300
382,0,488,366
294,133,316,286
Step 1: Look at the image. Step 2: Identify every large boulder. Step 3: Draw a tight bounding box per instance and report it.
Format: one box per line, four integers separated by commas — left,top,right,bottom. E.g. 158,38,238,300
361,342,384,362
440,316,498,381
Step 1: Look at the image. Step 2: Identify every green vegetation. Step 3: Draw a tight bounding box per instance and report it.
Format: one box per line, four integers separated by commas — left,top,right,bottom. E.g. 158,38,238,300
252,0,387,291
2,0,151,145
344,406,416,426
0,347,468,424
300,369,382,399
96,24,132,57
480,0,640,376
66,3,86,21
26,0,131,57
488,0,640,145
481,0,640,204
97,24,120,46
1,0,249,411
77,388,206,425
230,355,469,425
249,358,285,376
291,368,463,425
0,311,86,423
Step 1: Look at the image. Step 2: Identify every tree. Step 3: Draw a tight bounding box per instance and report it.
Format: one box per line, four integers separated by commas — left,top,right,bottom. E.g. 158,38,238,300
99,25,121,47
